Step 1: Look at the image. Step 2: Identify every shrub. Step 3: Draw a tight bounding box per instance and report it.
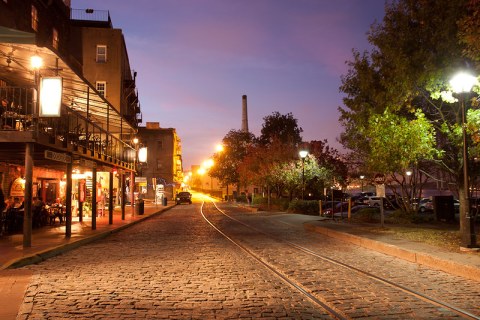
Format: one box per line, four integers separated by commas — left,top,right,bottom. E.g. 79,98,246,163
351,207,380,222
288,199,319,215
252,197,290,211
236,194,247,203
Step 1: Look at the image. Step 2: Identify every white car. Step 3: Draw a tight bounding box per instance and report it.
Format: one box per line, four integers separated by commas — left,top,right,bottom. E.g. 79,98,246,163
364,196,383,207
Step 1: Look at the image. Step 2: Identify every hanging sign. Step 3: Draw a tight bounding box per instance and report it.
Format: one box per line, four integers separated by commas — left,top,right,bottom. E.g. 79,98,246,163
44,150,71,164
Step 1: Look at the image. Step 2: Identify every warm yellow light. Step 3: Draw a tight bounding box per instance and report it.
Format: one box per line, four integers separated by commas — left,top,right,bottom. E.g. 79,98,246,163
31,55,43,69
206,159,214,168
133,138,139,144
39,77,62,117
138,147,148,163
72,173,86,179
198,168,206,175
450,72,478,93
216,144,224,152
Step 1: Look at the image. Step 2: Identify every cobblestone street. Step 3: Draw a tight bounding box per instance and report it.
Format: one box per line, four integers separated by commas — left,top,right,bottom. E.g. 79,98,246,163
16,204,331,319
12,200,480,319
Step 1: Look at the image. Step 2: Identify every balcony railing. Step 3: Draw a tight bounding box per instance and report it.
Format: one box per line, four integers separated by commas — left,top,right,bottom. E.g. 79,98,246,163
0,86,135,169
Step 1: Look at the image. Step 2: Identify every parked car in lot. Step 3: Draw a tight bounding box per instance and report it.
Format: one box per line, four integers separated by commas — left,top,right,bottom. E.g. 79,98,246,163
418,198,433,213
364,196,383,207
176,192,192,205
322,202,349,216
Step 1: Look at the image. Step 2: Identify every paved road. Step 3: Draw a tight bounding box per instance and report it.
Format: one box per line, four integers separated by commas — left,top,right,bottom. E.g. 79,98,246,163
14,199,480,319
16,202,331,319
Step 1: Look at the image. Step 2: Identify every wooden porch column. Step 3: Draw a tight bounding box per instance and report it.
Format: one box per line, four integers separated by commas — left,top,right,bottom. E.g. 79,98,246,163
65,159,72,238
121,173,126,220
130,170,135,215
23,142,34,248
78,180,83,222
91,166,97,230
109,171,113,224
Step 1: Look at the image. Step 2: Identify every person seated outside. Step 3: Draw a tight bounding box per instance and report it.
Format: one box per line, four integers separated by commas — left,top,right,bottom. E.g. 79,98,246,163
33,197,45,209
4,196,14,212
32,197,47,227
13,197,22,209
50,198,65,223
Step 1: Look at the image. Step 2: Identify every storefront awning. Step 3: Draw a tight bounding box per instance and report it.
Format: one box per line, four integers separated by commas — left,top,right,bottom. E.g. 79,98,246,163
0,26,36,45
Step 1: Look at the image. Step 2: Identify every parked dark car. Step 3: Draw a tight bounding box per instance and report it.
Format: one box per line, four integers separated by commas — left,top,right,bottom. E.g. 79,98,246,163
323,202,349,216
176,192,192,205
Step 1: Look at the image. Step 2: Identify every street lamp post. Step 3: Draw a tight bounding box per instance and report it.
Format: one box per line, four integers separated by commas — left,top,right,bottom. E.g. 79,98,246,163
299,150,308,200
360,175,365,192
450,72,478,249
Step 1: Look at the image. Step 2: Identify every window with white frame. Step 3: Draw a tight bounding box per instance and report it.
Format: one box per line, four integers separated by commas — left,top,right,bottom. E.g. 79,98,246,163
96,45,107,63
96,81,106,97
52,28,59,49
31,5,38,31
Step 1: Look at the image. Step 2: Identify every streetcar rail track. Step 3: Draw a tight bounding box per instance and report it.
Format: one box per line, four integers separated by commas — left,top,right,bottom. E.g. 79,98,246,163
201,199,480,320
200,200,348,320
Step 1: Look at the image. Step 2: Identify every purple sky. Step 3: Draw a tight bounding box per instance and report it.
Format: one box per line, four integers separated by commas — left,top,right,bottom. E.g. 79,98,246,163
76,0,385,169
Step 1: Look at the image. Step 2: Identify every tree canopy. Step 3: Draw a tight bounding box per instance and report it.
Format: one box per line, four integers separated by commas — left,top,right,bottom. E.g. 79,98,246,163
338,0,480,233
258,111,303,147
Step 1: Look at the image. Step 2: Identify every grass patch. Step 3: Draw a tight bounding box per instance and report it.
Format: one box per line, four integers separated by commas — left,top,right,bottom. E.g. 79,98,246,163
356,225,461,252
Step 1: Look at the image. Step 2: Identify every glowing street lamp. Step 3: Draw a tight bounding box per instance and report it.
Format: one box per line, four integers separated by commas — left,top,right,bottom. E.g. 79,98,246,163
360,175,365,192
30,55,43,70
299,150,308,200
450,71,478,249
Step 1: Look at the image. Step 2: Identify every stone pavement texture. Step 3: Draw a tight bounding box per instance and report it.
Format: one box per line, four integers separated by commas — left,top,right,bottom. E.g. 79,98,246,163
0,202,479,319
304,219,480,282
0,201,174,320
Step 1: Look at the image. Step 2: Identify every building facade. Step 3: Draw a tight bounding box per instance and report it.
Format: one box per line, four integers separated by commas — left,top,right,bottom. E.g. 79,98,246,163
137,122,183,201
0,0,140,246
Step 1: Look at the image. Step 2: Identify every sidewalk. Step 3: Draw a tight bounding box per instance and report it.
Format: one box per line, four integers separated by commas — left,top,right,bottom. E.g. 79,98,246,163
304,218,480,282
0,201,175,270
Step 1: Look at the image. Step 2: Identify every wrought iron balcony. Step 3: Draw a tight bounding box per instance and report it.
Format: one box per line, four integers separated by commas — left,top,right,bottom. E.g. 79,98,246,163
0,86,136,170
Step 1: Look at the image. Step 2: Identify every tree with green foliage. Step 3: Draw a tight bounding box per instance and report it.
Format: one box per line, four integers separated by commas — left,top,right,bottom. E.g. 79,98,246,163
307,140,348,192
338,0,479,238
367,109,441,211
258,111,303,147
276,154,330,200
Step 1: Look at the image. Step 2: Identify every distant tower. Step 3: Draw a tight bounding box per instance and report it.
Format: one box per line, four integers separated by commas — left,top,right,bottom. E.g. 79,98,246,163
241,94,249,133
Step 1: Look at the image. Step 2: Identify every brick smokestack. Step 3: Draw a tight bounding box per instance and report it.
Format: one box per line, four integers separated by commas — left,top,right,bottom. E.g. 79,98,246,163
241,95,249,133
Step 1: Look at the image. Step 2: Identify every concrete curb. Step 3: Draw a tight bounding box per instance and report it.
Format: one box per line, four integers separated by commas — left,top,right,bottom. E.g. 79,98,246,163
304,223,480,282
2,206,173,270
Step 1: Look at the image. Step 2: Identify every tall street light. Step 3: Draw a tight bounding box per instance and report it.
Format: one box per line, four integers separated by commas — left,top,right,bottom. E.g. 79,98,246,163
450,71,478,249
360,175,365,192
299,150,308,200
